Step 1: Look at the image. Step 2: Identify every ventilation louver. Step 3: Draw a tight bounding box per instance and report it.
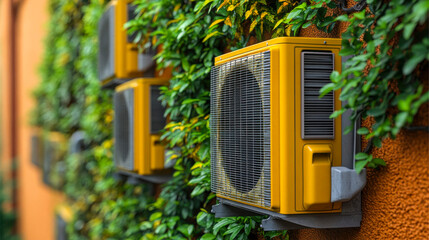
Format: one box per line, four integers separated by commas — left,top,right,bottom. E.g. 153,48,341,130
301,52,335,139
126,4,138,43
211,51,271,208
150,85,166,134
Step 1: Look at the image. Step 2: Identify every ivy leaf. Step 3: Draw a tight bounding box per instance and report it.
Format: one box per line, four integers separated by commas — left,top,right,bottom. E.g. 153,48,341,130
302,21,312,28
330,109,345,119
209,18,224,29
182,57,190,71
372,137,382,148
202,31,222,42
286,4,305,23
357,127,369,135
372,158,387,167
403,22,417,40
213,218,235,235
367,106,386,117
196,211,207,225
319,82,335,97
403,43,426,75
273,19,284,29
249,19,258,32
339,47,355,56
355,152,369,160
395,112,409,128
224,225,244,238
201,233,216,240
177,224,194,237
355,159,368,173
149,212,162,221
354,10,366,20
217,0,229,11
224,16,232,27
227,4,237,12
335,14,349,22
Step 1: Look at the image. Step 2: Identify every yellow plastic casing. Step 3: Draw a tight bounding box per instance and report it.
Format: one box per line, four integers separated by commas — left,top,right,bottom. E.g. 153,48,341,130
56,204,73,223
101,0,143,86
115,78,169,175
214,37,342,215
47,131,68,160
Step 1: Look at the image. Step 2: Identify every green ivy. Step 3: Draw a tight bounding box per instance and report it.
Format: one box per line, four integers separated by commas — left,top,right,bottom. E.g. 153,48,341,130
33,0,88,134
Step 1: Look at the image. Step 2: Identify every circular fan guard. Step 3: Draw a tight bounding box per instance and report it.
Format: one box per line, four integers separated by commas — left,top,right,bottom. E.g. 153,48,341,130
220,66,264,194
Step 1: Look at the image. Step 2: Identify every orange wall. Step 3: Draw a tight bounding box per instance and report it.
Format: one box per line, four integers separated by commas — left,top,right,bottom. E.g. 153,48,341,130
0,0,65,239
0,0,13,177
288,8,429,240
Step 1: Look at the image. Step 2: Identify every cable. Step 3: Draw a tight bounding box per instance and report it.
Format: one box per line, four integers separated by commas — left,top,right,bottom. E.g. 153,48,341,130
404,126,429,132
338,0,367,13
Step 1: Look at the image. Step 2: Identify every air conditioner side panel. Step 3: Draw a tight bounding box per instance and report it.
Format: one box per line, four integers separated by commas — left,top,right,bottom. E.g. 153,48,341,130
270,47,280,210
134,81,146,174
294,46,343,213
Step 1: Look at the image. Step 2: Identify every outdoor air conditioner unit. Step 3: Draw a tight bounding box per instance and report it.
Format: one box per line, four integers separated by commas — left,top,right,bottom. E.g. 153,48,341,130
43,132,68,190
31,129,44,168
55,204,73,240
113,78,172,184
98,0,156,88
210,37,366,230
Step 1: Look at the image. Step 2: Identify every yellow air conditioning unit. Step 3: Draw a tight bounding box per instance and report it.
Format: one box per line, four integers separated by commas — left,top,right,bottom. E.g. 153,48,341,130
98,0,156,88
210,37,366,230
30,129,44,168
55,204,73,240
114,78,172,183
42,132,68,190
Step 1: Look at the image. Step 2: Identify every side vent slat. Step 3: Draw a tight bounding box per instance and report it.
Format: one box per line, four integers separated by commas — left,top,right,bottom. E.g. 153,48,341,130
302,52,335,139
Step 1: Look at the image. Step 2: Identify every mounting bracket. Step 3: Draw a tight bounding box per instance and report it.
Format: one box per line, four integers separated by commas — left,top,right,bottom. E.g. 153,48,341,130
113,170,172,184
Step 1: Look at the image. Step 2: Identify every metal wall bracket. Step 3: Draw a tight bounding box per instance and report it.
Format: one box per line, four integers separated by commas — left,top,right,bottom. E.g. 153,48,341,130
212,197,362,230
331,167,366,202
212,201,260,218
113,170,172,185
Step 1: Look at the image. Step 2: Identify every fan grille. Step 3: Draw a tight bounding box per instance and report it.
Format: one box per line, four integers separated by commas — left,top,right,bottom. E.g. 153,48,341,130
114,89,135,171
98,5,115,81
211,51,271,208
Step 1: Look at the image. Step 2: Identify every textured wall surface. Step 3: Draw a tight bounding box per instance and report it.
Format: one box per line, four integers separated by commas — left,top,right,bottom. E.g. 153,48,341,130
289,4,429,239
